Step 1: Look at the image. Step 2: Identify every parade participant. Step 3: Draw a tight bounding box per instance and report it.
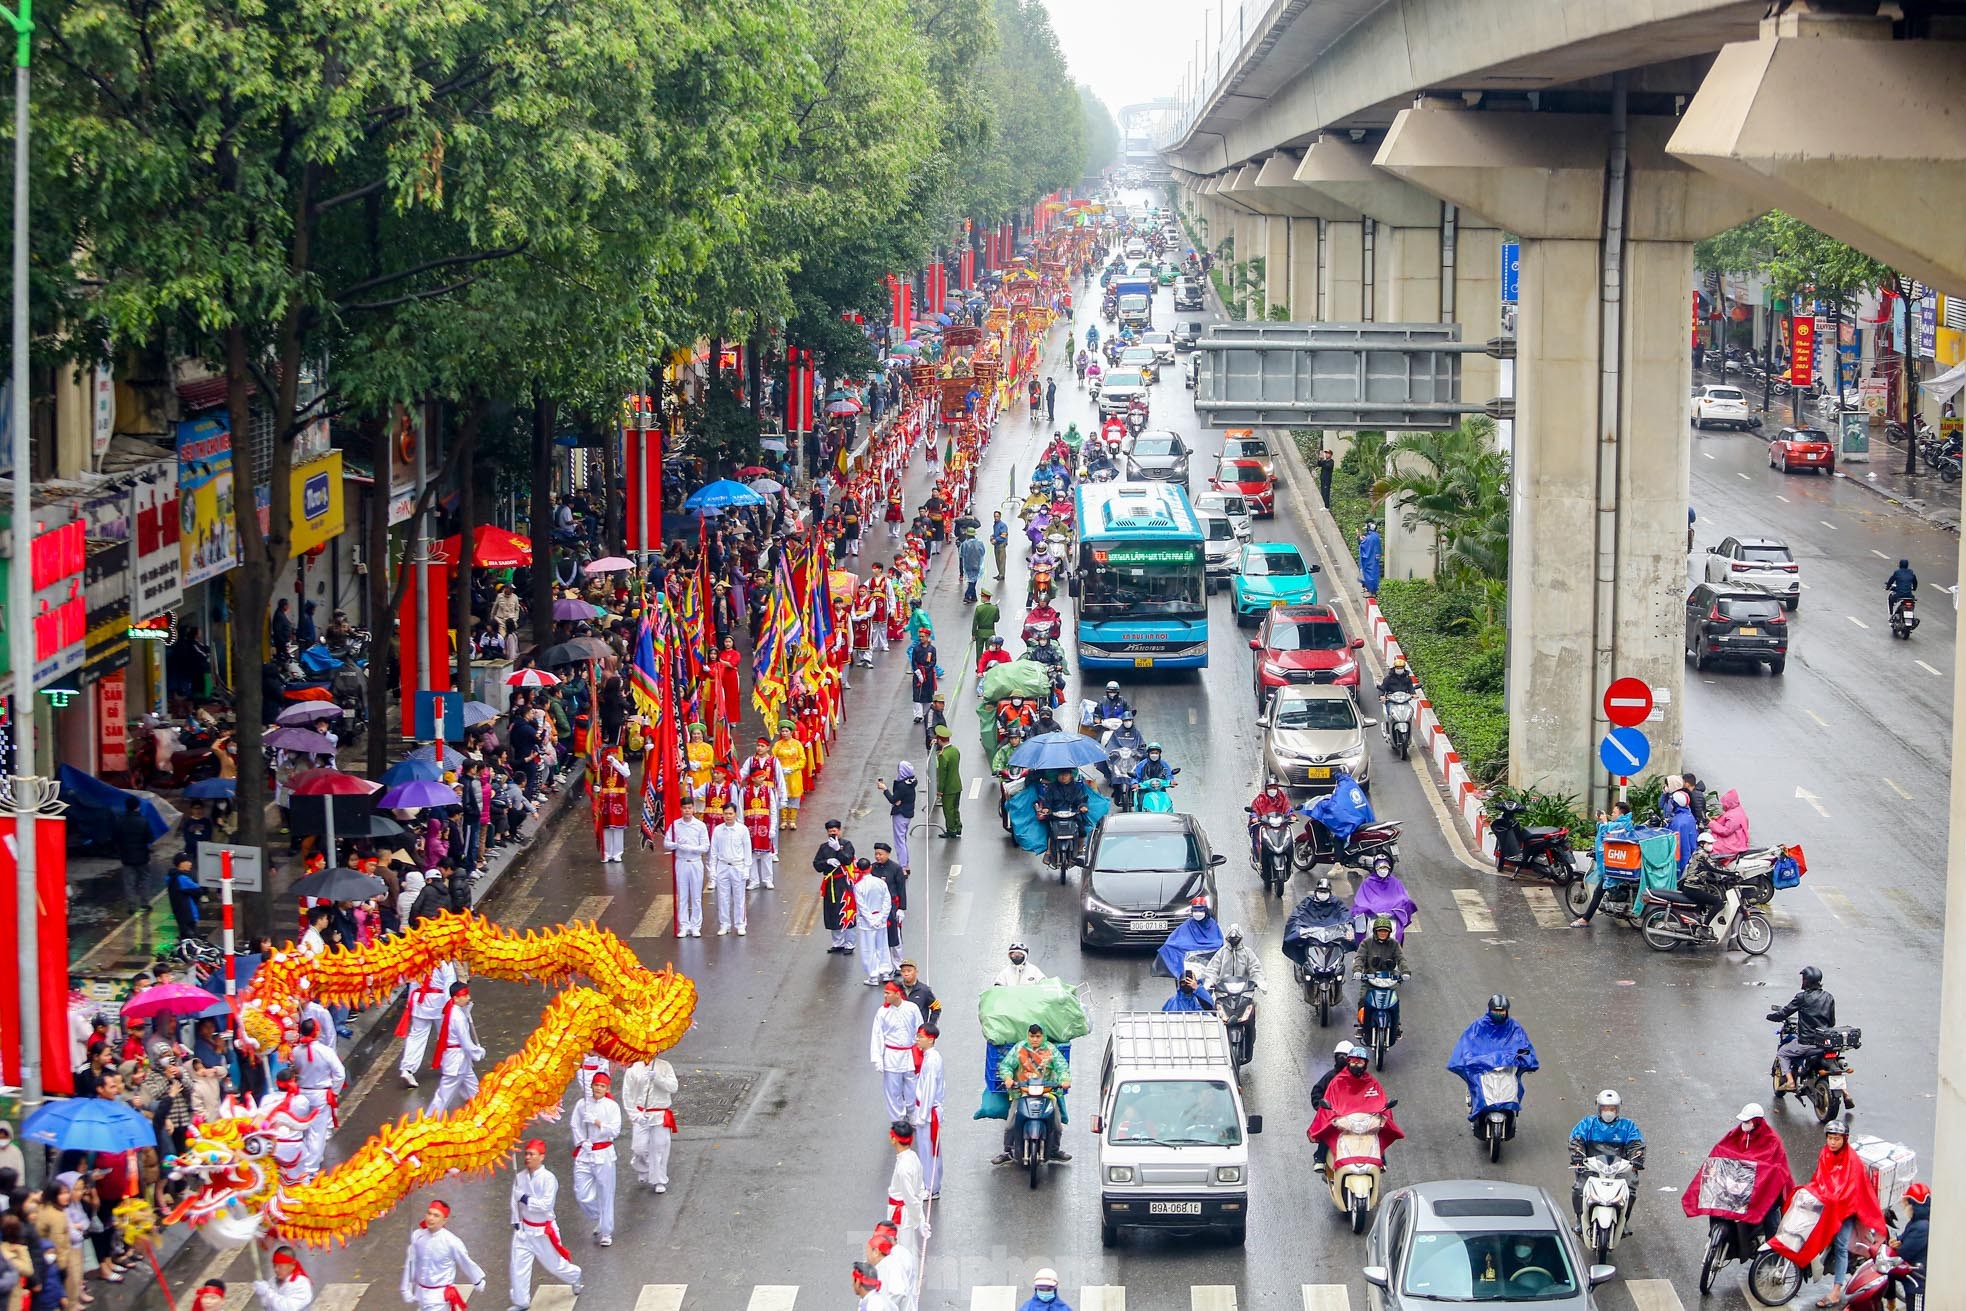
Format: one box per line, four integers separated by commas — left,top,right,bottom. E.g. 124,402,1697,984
878,764,917,869
622,1055,680,1193
684,724,714,794
886,1121,931,1249
253,1247,314,1311
575,1051,608,1100
885,492,905,541
288,1017,345,1180
192,1281,228,1311
709,807,752,937
427,982,485,1116
821,844,857,955
992,942,1045,987
853,1262,897,1311
913,1024,945,1197
867,1227,918,1311
909,641,939,725
700,761,735,820
871,980,925,1121
740,772,778,891
570,1072,622,1246
851,586,877,668
769,722,807,829
397,958,458,1088
853,857,895,984
508,1140,583,1307
872,842,908,958
400,1202,485,1311
741,736,783,797
596,757,629,863
662,795,710,939
259,1069,318,1186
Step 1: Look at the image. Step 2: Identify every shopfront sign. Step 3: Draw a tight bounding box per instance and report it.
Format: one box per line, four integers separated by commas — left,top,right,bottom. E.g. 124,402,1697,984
176,416,241,586
97,671,127,772
81,537,131,681
131,460,183,617
388,406,421,525
288,449,346,555
91,365,115,461
0,510,89,694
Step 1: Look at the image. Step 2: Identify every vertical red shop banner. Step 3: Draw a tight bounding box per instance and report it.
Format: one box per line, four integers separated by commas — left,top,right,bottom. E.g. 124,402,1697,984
0,816,72,1094
1790,314,1816,387
397,562,455,735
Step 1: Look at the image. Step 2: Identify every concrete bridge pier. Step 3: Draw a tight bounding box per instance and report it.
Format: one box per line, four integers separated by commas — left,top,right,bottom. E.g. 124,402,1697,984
1378,101,1762,808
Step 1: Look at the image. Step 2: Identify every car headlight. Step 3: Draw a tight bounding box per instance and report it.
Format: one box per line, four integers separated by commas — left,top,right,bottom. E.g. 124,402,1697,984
1215,1166,1242,1184
1261,660,1291,679
1333,660,1357,676
1106,1166,1134,1184
1084,892,1124,916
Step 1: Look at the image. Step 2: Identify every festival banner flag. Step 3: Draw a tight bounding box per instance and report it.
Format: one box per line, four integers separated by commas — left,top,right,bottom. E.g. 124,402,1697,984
629,618,661,721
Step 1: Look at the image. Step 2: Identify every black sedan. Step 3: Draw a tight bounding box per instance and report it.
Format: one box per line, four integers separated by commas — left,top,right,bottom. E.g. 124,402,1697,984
1078,812,1224,949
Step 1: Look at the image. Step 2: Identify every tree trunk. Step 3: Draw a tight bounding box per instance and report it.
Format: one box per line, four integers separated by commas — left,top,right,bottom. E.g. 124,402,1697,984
530,386,558,654
224,325,272,940
365,413,392,778
454,394,484,697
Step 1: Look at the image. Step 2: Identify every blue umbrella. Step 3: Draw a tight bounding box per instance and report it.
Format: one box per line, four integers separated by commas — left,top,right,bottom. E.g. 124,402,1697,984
1007,730,1109,771
183,778,236,800
378,758,445,786
461,700,501,727
21,1099,158,1153
684,479,766,511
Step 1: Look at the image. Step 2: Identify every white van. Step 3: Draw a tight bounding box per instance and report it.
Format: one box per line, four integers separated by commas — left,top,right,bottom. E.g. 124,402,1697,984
1093,1012,1262,1247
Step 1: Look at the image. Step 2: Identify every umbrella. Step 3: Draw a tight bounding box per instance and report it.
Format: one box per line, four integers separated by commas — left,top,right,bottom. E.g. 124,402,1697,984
735,465,774,478
506,668,561,687
1008,730,1109,771
344,813,408,839
685,479,766,511
265,727,340,756
376,779,459,811
552,598,607,621
282,686,335,703
378,758,445,786
437,525,533,569
288,866,387,902
748,477,785,495
934,312,954,326
825,389,857,402
541,637,613,666
121,982,220,1022
288,767,379,796
277,701,345,726
21,1099,158,1154
182,777,236,801
583,556,633,574
826,398,863,416
461,700,501,727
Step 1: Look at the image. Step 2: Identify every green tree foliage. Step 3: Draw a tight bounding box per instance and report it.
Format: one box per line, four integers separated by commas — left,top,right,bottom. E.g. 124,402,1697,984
1380,418,1509,583
1077,87,1120,177
965,0,1084,223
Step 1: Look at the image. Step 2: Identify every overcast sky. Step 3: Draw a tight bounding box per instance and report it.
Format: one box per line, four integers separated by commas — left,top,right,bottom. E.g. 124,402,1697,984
1039,0,1199,124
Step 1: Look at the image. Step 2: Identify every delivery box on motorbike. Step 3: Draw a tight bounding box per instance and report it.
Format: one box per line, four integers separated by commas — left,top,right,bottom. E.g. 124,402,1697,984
1853,1136,1917,1213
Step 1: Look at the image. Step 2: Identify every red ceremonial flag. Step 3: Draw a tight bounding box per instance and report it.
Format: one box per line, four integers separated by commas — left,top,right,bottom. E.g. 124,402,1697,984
0,816,72,1094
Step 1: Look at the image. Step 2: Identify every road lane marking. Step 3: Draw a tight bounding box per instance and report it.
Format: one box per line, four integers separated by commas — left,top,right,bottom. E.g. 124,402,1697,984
1847,615,1869,629
1872,549,1891,559
747,1288,800,1311
972,1290,1018,1311
506,897,541,926
1189,706,1199,725
1082,1288,1127,1311
1737,472,1751,481
1883,776,1913,801
947,863,963,887
1815,887,1858,922
311,1288,371,1311
1795,786,1830,818
1627,1280,1686,1311
1820,520,1838,531
631,895,675,938
570,894,613,924
969,777,982,799
1303,1288,1352,1311
1452,888,1496,932
1775,494,1790,503
1520,887,1566,929
1917,659,1944,677
1885,887,1924,923
1702,451,1715,460
1805,709,1829,728
787,891,820,936
1193,1288,1239,1311
635,1288,688,1311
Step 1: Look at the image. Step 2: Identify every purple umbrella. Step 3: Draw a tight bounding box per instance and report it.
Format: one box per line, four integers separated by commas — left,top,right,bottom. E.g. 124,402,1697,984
265,727,340,755
552,598,606,621
276,701,346,726
375,779,459,811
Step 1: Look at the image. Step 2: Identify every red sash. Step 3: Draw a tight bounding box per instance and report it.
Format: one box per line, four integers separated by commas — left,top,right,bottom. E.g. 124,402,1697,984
418,1284,470,1311
522,1219,572,1261
636,1107,678,1132
432,1002,462,1071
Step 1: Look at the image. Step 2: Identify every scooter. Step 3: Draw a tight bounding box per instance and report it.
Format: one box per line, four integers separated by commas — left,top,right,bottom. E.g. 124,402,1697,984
1214,976,1257,1071
1748,1225,1914,1307
995,766,1027,834
1639,880,1774,955
1294,923,1351,1026
1380,691,1417,760
1323,1109,1393,1234
1249,809,1294,897
1890,593,1919,639
1488,799,1579,885
1578,1152,1637,1266
1769,1021,1861,1124
1291,816,1403,875
1136,775,1176,813
1355,971,1403,1069
1043,806,1086,881
1013,1081,1062,1190
1469,1066,1525,1164
1697,1209,1782,1296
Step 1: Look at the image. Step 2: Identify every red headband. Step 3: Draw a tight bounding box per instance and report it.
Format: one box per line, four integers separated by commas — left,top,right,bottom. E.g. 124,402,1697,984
523,1139,547,1155
426,1201,451,1217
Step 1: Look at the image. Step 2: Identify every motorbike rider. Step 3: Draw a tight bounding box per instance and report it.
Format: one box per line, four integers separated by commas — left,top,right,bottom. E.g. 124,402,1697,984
1094,681,1131,721
992,942,1046,988
1308,1041,1357,1171
1131,742,1174,788
1034,769,1090,822
1897,1183,1930,1290
1201,924,1266,996
1308,1044,1400,1177
1886,558,1918,620
1376,656,1418,740
992,1023,1070,1164
996,696,1037,741
1768,965,1838,1092
1449,995,1539,1133
1352,916,1407,1041
1022,598,1062,643
1162,968,1214,1012
323,608,354,650
1567,1090,1646,1233
992,725,1027,777
1246,780,1293,861
1098,711,1146,787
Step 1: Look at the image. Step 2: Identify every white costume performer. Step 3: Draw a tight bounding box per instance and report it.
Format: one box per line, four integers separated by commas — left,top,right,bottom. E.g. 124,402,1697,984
287,1029,345,1180
508,1148,582,1308
298,1000,337,1054
570,1076,623,1245
663,810,711,938
427,988,485,1117
852,867,893,982
622,1057,679,1190
600,757,630,862
401,1217,484,1310
869,996,924,1122
575,1052,609,1100
886,1142,931,1249
875,1242,920,1311
253,1266,314,1311
398,960,458,1085
257,1080,319,1186
708,815,751,935
913,1043,946,1196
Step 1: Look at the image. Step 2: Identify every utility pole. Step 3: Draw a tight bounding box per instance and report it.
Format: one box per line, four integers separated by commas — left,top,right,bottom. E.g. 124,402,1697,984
1899,275,1920,480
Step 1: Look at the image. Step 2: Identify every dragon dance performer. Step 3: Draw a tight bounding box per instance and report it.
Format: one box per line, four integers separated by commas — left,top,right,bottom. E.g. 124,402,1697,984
401,1201,486,1311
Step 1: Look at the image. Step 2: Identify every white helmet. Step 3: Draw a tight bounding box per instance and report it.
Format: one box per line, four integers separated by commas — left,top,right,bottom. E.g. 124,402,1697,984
1737,1102,1765,1123
1333,1039,1354,1056
1596,1089,1622,1110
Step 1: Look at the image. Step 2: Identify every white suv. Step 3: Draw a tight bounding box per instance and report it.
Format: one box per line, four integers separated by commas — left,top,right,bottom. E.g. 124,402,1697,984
1703,535,1801,610
1694,385,1753,431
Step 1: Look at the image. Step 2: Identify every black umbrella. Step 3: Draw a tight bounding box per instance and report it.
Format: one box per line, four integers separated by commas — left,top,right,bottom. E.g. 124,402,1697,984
540,637,613,666
342,813,407,839
288,866,387,902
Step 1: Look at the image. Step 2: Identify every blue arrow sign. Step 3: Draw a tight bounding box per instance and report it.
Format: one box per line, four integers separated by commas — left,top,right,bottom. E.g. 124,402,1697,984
1598,726,1651,776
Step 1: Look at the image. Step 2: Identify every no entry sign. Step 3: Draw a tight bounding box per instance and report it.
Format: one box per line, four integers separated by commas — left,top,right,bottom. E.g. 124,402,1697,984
1602,677,1653,728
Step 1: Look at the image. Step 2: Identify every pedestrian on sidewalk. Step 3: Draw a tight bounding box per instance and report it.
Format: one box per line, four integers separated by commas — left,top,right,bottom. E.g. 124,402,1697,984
400,1202,485,1311
1044,378,1057,424
427,983,483,1116
114,799,152,917
990,513,1010,581
397,958,457,1087
662,796,709,939
1358,523,1383,596
913,1024,945,1198
933,729,962,838
709,807,751,937
508,1140,583,1309
878,765,916,869
622,1055,679,1193
165,853,202,940
870,981,924,1120
851,858,894,984
1316,446,1335,504
569,1071,620,1246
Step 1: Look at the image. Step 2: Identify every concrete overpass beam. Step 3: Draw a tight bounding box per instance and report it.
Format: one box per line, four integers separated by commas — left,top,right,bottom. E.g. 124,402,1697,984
1455,222,1505,404
1379,103,1762,802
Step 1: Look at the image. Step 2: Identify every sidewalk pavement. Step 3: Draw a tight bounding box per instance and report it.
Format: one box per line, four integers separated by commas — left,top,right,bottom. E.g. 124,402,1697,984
1839,451,1962,533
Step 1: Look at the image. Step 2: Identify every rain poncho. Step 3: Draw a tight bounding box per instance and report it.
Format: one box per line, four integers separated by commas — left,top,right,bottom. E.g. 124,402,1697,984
1281,893,1353,964
1161,982,1214,1012
1708,789,1751,855
1005,778,1111,856
1303,774,1373,843
1769,1140,1888,1267
1682,1119,1793,1226
1447,1015,1540,1117
1153,913,1223,979
1307,1071,1404,1159
1664,792,1700,873
1350,868,1417,941
1357,527,1383,594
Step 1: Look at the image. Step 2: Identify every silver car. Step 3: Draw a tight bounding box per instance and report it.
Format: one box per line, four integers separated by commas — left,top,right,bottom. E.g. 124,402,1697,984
1139,331,1177,365
1098,381,1148,418
1702,535,1800,611
1363,1180,1614,1309
1199,510,1240,590
1259,685,1372,792
1194,489,1253,541
1123,430,1190,482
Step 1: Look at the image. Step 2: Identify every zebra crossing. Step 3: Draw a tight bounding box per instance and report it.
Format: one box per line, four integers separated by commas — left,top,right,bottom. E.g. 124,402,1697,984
242,1280,1687,1311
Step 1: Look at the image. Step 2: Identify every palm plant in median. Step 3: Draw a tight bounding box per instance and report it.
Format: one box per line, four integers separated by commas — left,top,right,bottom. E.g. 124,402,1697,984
1380,417,1510,583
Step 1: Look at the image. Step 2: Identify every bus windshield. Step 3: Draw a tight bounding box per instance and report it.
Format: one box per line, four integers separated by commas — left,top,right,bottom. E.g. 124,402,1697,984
1079,548,1205,619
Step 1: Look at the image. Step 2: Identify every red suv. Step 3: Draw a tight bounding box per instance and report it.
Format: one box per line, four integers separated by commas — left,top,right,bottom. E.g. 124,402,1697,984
1248,604,1365,709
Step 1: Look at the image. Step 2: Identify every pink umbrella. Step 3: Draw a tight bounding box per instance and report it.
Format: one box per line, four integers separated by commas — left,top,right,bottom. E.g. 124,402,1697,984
583,557,633,574
122,982,221,1022
506,668,561,687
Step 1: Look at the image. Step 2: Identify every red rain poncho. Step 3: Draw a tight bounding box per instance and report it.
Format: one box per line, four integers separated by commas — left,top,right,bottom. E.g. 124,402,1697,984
1681,1119,1794,1225
1769,1140,1887,1267
1307,1071,1404,1165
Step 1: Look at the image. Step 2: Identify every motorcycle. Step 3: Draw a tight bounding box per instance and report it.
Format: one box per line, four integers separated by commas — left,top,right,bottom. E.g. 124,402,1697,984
1012,1081,1063,1189
1324,1110,1392,1234
1249,809,1294,897
1710,844,1787,906
1770,1022,1861,1124
1136,774,1176,813
1125,410,1147,438
1488,798,1579,885
1291,815,1402,875
1470,1066,1526,1163
1890,593,1919,639
1638,879,1774,956
1105,745,1142,811
995,766,1027,834
128,716,232,790
1355,971,1403,1069
1578,1152,1637,1266
1043,805,1086,880
1748,1225,1914,1308
1293,922,1351,1025
1380,691,1417,760
1214,976,1257,1071
1021,607,1061,643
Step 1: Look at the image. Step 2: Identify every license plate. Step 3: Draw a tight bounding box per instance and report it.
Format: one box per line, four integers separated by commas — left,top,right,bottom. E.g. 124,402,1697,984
1134,657,1154,668
1737,627,1759,636
1134,919,1169,933
1827,1074,1847,1089
1149,1201,1203,1215
1304,767,1331,779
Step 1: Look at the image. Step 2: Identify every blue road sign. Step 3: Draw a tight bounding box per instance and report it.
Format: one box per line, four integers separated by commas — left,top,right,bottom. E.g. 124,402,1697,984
414,690,465,742
1598,726,1651,776
1501,240,1520,305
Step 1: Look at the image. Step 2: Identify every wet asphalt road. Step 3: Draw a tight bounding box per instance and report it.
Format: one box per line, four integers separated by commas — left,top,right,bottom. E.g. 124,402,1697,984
191,232,1950,1311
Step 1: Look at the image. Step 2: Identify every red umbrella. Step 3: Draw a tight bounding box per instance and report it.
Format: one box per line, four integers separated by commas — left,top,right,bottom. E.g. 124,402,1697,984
437,525,533,569
122,982,221,1021
288,767,381,796
283,686,335,703
735,465,773,478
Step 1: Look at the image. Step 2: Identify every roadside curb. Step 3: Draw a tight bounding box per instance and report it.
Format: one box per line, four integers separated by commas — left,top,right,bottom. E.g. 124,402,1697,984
1836,466,1963,535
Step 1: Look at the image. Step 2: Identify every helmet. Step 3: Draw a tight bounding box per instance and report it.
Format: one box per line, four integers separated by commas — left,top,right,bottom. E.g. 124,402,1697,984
1487,994,1511,1020
1905,1183,1931,1205
1392,654,1407,668
1147,742,1163,754
1371,915,1394,936
1105,681,1120,694
1334,1039,1354,1056
1225,924,1244,947
1121,709,1136,723
1312,878,1333,901
1697,831,1715,848
1737,1103,1765,1123
1596,1090,1622,1110
1007,942,1027,955
1008,726,1026,739
1370,854,1394,875
1800,965,1823,988
1346,1047,1369,1069
1824,1119,1848,1137
989,635,1005,646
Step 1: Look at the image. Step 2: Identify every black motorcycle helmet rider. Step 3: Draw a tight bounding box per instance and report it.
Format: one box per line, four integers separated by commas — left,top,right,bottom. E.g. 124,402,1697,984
1488,994,1511,1023
1799,965,1823,989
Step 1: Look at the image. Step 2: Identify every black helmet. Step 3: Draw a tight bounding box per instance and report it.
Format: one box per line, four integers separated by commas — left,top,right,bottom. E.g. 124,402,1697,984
1487,994,1511,1020
1800,965,1823,988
